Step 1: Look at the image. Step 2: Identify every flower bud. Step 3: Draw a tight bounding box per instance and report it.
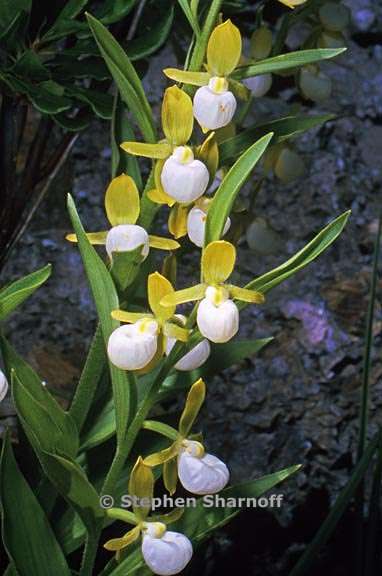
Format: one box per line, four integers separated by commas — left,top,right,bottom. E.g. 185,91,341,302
187,205,231,248
243,74,272,98
197,287,239,343
274,147,305,184
106,224,149,260
0,369,8,403
161,146,209,203
142,523,193,576
193,77,237,131
107,320,158,371
299,66,332,102
319,2,350,32
317,29,346,49
178,440,230,495
250,26,273,60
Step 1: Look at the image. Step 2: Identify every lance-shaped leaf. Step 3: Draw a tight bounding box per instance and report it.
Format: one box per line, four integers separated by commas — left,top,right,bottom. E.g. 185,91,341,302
231,47,346,80
0,434,71,576
67,194,133,445
205,133,273,243
86,13,156,142
244,211,350,296
0,264,51,321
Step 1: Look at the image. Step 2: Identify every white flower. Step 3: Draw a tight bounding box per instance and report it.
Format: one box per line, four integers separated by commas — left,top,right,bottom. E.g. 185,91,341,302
193,77,237,131
197,286,239,343
0,369,8,403
107,319,158,370
243,73,272,98
187,205,231,248
105,224,149,260
178,440,230,495
161,146,209,203
142,522,193,576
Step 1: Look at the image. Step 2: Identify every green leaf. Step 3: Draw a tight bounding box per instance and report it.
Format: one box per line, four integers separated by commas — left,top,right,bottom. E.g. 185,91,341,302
110,247,145,292
86,12,156,142
41,0,88,42
67,194,132,445
219,114,335,165
0,434,71,576
202,338,273,378
126,6,174,61
0,264,51,321
53,109,92,131
205,133,273,244
65,85,113,119
232,48,347,80
94,0,136,25
177,0,200,37
69,324,107,433
51,56,109,81
111,92,142,187
245,211,350,296
290,432,380,576
0,0,31,39
11,49,50,82
80,399,115,450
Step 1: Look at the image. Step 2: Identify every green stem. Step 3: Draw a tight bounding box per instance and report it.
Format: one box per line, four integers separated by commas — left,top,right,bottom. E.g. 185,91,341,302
80,531,102,576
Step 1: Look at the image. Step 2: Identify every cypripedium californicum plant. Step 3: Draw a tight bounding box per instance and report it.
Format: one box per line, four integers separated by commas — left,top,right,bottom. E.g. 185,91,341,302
145,379,229,496
66,173,179,259
160,241,265,343
164,20,247,132
103,457,192,575
108,272,189,371
0,369,8,403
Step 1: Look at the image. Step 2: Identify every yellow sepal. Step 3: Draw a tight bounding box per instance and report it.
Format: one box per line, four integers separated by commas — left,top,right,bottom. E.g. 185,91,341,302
277,0,306,8
148,235,180,251
168,204,189,239
160,283,206,307
179,378,206,438
128,457,154,520
120,141,171,159
196,132,219,182
163,458,178,496
104,525,141,552
207,20,242,77
147,187,176,207
154,506,184,523
163,322,189,342
202,241,236,284
228,285,265,304
151,160,176,207
148,272,175,321
105,174,140,226
144,443,179,467
163,68,210,86
66,231,107,244
111,310,153,323
162,86,194,146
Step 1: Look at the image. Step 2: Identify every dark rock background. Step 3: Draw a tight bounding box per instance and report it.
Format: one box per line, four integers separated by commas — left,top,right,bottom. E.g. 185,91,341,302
1,0,382,574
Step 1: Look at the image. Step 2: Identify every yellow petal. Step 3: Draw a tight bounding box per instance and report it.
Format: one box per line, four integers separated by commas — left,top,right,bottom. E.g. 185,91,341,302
105,174,140,226
111,310,153,323
104,526,141,551
179,378,206,437
148,272,175,321
196,132,219,182
144,443,179,466
148,235,180,251
162,86,194,146
202,241,236,284
228,285,265,304
163,322,189,342
66,231,107,245
120,141,171,159
168,204,189,239
207,20,242,77
147,187,176,207
160,284,206,307
163,458,178,495
128,457,154,519
163,68,210,86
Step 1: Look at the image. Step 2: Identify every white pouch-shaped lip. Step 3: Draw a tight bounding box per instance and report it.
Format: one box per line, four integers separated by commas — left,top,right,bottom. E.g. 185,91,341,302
107,320,158,370
141,529,193,576
177,441,230,495
105,224,149,260
0,369,8,403
166,335,211,371
161,146,209,203
197,291,239,343
187,205,231,248
193,78,237,131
